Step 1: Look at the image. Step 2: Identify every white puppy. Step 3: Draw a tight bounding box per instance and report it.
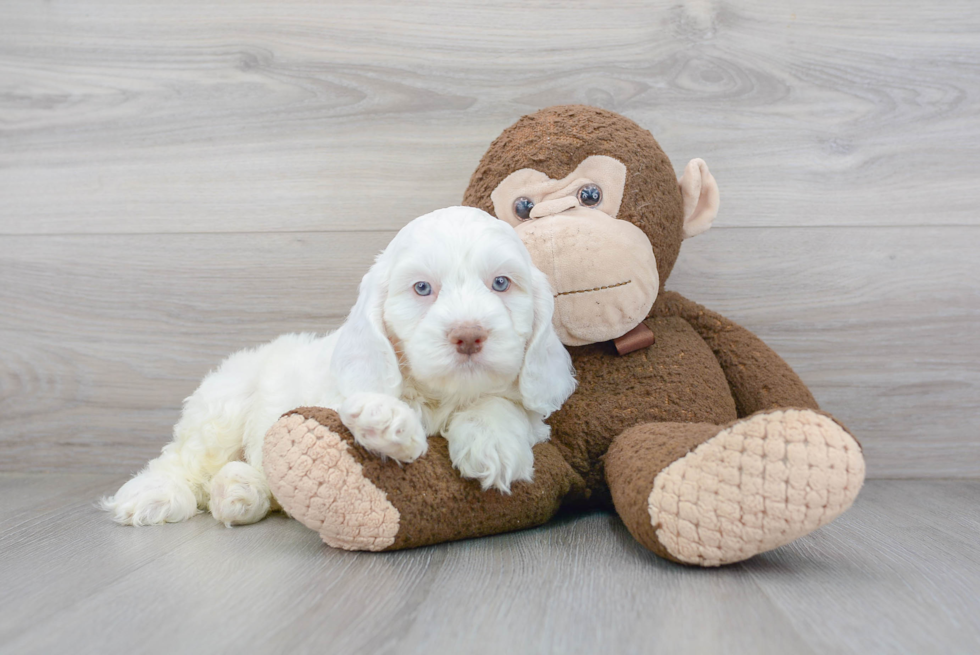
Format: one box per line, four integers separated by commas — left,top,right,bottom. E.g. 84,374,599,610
101,207,576,527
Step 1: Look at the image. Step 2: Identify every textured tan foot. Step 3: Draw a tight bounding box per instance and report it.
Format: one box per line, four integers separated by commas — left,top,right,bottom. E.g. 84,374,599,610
648,409,865,567
263,413,400,551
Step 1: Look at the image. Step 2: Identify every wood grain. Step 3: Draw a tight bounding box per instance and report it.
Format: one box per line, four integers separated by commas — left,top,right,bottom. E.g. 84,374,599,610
1,0,979,234
1,476,978,654
671,226,980,477
0,473,121,522
742,480,980,653
1,0,979,477
0,472,215,645
2,228,976,476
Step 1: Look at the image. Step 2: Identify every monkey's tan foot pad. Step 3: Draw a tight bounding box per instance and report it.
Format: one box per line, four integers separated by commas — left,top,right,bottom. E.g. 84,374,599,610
649,409,865,567
264,410,400,551
263,407,579,552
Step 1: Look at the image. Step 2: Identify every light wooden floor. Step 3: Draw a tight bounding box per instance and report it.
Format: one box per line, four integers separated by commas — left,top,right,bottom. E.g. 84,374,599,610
1,476,978,654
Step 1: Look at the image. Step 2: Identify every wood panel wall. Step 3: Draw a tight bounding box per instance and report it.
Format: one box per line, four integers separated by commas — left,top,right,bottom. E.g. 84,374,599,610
2,0,978,476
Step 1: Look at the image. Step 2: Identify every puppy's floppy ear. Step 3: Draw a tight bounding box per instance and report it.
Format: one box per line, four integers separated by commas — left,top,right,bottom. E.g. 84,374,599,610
330,253,402,397
519,267,577,416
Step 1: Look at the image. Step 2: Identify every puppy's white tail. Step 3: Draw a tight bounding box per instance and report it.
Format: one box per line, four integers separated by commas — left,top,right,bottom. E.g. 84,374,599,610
99,443,203,526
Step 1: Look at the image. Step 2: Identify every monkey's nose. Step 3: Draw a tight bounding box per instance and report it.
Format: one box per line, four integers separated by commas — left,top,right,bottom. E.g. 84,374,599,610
448,326,488,355
529,196,578,219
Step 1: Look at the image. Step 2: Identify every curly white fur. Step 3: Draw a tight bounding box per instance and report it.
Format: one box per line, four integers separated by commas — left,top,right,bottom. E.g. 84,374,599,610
101,207,577,527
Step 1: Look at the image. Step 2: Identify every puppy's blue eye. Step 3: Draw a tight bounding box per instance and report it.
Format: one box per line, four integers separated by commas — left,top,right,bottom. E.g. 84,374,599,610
492,276,510,292
414,281,432,296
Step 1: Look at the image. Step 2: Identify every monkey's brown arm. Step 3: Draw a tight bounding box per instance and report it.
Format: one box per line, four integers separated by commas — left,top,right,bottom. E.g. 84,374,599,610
653,291,819,416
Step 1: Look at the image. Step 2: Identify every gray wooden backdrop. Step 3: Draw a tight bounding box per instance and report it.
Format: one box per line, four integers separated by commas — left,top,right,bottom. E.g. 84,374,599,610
2,0,978,478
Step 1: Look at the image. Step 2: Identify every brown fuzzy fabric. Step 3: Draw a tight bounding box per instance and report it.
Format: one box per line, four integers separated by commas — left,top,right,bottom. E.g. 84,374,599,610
653,292,820,415
463,105,686,292
286,407,583,550
604,421,722,561
548,315,738,508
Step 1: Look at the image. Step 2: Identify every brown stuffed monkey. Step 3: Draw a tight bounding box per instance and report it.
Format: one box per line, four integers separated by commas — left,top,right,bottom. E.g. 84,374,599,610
263,106,865,566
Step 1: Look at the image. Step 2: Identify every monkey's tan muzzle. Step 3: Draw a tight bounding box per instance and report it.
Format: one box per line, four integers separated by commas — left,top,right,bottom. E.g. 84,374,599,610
515,211,659,346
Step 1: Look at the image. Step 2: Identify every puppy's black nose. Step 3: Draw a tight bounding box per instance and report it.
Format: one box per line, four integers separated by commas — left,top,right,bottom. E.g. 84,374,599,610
448,326,488,355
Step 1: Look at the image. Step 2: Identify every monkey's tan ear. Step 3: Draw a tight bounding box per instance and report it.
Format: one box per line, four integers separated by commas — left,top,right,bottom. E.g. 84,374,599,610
679,158,720,239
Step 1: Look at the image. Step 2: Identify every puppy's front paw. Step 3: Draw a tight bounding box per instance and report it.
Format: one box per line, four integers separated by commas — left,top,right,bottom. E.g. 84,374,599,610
452,442,533,494
340,393,428,463
446,401,536,493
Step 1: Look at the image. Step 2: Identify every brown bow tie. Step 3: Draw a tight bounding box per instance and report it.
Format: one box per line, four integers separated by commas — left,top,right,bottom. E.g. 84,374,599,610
613,322,655,356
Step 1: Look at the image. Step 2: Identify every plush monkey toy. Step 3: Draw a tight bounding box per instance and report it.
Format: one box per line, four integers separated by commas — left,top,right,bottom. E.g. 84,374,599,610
263,106,865,566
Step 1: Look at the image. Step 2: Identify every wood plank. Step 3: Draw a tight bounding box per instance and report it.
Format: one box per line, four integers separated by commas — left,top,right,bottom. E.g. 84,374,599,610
742,480,980,654
0,473,217,645
3,509,814,655
1,0,978,234
0,473,120,521
383,515,813,655
3,479,978,654
670,225,980,478
2,227,977,477
0,231,388,472
1,503,457,655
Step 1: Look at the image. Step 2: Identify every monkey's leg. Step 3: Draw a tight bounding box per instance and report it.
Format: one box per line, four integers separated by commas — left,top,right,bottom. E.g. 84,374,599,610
263,407,582,551
605,409,865,566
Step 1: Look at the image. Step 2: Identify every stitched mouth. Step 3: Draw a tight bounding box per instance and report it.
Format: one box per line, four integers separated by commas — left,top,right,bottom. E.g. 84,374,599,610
556,280,632,297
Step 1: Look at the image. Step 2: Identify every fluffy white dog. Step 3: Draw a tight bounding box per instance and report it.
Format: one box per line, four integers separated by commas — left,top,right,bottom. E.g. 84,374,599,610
101,207,577,527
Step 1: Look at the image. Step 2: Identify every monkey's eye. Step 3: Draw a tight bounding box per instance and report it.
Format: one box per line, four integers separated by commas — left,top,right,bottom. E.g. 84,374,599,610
414,281,432,296
513,197,535,220
492,276,510,292
578,184,602,207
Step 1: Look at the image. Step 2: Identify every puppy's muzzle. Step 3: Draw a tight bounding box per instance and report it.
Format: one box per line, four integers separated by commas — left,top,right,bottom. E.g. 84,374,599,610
448,325,488,355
